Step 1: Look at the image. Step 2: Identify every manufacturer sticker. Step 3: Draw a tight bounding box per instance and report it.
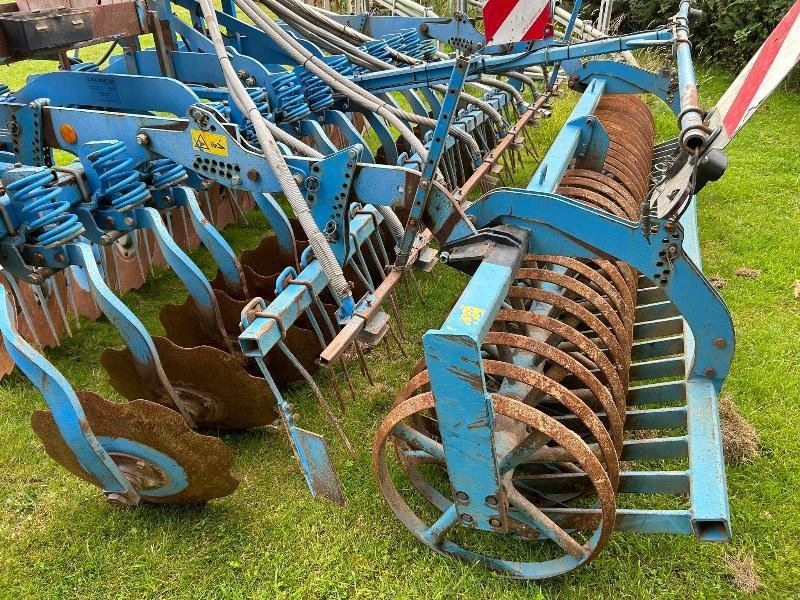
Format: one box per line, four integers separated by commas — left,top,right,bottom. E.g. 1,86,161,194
460,305,486,326
191,129,228,156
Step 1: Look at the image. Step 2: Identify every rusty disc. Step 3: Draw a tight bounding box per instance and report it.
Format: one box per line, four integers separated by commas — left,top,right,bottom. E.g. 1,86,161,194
31,390,238,503
562,170,640,217
101,336,278,429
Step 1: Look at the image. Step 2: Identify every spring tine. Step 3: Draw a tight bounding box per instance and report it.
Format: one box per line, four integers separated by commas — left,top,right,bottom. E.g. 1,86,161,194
32,284,59,345
386,291,406,339
389,326,407,357
133,232,147,282
347,258,374,293
327,363,346,414
201,190,216,228
1,270,41,349
314,296,338,339
353,234,375,289
228,187,248,225
339,356,357,405
48,278,71,337
139,228,153,275
352,342,374,386
277,340,356,457
63,268,81,324
383,336,393,359
365,237,386,283
371,230,390,268
407,269,425,304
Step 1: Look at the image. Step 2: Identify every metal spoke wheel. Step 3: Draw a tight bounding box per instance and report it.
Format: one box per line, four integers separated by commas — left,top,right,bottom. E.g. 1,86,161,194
373,393,616,579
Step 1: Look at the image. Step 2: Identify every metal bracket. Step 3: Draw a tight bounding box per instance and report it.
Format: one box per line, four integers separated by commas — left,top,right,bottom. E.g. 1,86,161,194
305,144,362,265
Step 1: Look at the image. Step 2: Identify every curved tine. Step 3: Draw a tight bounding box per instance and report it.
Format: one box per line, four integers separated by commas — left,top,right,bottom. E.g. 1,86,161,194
0,280,136,497
178,186,248,300
66,242,195,427
276,340,356,457
135,206,233,354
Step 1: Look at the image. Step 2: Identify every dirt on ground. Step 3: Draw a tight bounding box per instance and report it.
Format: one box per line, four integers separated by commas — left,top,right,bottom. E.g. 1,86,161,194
719,394,760,464
725,552,763,595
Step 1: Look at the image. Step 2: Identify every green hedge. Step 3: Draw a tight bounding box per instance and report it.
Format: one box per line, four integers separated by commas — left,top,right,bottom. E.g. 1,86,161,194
601,0,795,70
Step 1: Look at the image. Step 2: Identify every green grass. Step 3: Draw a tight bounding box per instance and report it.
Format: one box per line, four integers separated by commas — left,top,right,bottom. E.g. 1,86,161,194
0,59,799,597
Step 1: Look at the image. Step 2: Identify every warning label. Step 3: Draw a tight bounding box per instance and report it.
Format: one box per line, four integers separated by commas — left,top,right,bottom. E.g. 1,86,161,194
191,129,228,156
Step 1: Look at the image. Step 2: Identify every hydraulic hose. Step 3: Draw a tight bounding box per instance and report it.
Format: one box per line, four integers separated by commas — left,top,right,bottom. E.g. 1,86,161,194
197,0,353,307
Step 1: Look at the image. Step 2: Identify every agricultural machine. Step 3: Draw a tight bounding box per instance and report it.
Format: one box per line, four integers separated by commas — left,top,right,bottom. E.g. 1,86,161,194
0,0,798,579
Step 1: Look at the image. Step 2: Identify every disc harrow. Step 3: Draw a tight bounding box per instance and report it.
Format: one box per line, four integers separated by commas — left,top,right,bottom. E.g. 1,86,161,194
1,0,798,581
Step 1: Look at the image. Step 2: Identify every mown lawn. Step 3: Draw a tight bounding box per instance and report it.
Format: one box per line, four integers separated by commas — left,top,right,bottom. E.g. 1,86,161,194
0,52,799,598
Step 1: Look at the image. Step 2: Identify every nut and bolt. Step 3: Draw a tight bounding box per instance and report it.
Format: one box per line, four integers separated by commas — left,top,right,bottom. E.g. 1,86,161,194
247,169,260,182
704,367,716,377
488,517,502,528
135,133,150,147
714,338,727,348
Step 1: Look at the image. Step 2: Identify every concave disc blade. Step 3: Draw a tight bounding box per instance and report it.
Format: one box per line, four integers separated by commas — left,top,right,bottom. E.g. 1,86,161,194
101,336,278,429
31,391,238,503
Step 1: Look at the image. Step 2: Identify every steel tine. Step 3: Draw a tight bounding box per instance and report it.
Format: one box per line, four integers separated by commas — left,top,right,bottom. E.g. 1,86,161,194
389,325,407,357
339,356,357,405
352,342,374,386
277,340,356,457
32,284,59,345
228,187,248,225
407,269,425,304
47,277,71,337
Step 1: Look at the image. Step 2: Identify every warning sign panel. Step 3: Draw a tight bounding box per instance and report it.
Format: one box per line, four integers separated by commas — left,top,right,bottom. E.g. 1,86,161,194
191,129,229,156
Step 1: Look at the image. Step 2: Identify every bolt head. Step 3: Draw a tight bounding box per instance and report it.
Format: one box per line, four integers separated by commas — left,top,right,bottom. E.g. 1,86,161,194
488,517,502,528
247,169,260,182
455,491,469,502
485,495,499,507
714,338,727,348
704,367,716,377
135,133,150,147
459,513,473,524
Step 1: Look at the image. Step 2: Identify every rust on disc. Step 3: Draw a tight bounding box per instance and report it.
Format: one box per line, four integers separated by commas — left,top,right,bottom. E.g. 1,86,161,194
101,336,278,429
31,391,239,503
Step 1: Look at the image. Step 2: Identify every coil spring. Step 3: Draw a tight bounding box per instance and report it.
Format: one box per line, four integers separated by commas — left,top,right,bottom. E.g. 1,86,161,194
86,141,150,211
6,169,82,247
270,73,311,123
73,62,99,72
238,88,272,143
298,56,350,113
359,39,393,71
0,83,15,102
148,158,188,190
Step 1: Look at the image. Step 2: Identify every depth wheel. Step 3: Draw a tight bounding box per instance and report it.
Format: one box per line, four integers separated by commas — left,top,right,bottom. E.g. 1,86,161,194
373,393,616,579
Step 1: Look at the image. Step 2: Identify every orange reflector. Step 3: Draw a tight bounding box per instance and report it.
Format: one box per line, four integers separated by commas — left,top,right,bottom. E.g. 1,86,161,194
59,124,78,145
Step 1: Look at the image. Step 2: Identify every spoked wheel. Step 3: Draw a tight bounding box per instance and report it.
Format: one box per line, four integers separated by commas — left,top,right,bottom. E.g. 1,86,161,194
31,391,238,504
373,393,616,579
101,336,277,429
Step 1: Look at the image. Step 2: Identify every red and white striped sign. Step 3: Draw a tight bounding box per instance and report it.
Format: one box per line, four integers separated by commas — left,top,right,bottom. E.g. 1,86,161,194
482,0,553,46
713,0,800,141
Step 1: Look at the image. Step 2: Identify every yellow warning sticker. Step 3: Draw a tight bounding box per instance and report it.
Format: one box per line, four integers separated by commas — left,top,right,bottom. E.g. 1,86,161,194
191,129,228,156
460,305,485,326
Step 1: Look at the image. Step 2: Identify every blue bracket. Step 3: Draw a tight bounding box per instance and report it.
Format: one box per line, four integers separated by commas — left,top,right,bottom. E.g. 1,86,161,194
0,281,137,501
305,145,363,265
395,55,471,267
569,60,681,115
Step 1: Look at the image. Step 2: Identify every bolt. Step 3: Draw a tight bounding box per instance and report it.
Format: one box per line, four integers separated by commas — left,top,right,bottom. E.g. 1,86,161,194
54,253,64,262
124,217,134,226
667,246,678,258
32,252,44,265
485,495,499,507
420,24,429,33
714,338,727,348
105,216,114,226
135,133,150,147
459,513,473,524
488,517,502,528
439,251,450,264
704,367,716,377
105,492,135,508
397,185,405,194
455,491,469,502
230,175,242,186
247,169,260,182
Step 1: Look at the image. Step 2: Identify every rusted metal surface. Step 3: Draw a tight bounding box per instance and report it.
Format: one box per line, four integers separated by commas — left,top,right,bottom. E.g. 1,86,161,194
100,336,278,429
31,390,238,502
